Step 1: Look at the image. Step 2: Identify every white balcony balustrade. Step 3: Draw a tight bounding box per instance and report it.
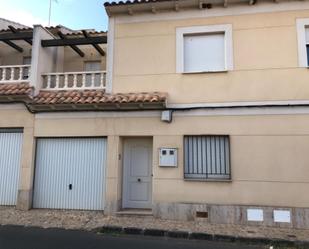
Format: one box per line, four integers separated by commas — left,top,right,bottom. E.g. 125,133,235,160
42,71,106,90
0,65,31,83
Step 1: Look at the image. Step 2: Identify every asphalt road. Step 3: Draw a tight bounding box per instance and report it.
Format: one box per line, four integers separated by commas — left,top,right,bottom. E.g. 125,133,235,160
0,225,265,249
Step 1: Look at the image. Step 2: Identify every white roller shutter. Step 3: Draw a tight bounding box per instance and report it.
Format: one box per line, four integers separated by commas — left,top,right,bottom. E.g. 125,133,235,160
0,129,23,206
184,33,225,72
33,137,107,210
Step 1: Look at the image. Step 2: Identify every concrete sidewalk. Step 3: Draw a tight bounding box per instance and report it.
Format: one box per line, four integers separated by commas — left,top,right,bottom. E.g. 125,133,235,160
0,207,308,245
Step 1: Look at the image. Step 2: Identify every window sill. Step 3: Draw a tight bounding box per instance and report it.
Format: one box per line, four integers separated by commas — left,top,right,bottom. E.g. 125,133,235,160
181,70,228,74
184,178,232,183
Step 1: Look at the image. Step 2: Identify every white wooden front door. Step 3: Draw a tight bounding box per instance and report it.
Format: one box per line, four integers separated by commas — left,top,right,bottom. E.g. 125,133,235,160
123,138,152,209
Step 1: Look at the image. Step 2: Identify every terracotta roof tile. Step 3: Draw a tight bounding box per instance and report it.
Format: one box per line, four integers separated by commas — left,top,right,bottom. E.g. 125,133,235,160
0,26,106,36
0,83,33,96
33,90,167,105
0,85,167,111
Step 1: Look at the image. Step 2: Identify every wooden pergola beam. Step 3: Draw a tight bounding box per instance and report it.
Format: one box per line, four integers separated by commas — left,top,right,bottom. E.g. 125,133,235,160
174,2,180,11
2,40,23,52
0,32,33,41
41,36,107,47
128,7,134,15
8,25,32,45
57,31,85,57
82,30,105,56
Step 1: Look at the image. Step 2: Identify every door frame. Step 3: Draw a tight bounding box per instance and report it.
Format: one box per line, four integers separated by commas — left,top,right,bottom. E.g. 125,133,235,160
122,137,153,209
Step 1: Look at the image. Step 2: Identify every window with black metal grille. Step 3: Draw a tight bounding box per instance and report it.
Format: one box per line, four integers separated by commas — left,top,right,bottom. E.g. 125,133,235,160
184,135,231,180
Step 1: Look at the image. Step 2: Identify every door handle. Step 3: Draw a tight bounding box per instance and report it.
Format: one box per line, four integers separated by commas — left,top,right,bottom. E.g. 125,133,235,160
69,184,72,190
137,178,141,182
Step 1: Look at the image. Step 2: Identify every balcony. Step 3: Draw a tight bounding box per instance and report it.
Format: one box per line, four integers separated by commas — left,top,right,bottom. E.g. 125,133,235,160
0,65,31,83
41,71,107,91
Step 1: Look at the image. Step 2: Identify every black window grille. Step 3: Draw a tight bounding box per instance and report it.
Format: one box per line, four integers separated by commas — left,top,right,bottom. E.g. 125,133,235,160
184,135,231,180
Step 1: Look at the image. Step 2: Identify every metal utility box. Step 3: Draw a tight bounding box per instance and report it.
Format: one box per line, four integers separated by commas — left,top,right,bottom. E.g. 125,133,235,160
161,110,173,123
273,210,291,223
159,148,178,167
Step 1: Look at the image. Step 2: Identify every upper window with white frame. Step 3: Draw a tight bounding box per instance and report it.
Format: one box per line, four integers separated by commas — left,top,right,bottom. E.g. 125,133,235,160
296,18,309,67
176,24,233,73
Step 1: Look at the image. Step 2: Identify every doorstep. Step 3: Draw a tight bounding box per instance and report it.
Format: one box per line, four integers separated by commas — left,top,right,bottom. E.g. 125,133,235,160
115,209,153,217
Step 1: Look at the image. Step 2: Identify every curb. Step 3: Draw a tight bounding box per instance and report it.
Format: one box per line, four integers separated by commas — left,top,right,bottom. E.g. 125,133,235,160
123,227,143,235
167,230,189,239
189,232,212,240
144,228,166,237
98,225,309,247
100,225,123,234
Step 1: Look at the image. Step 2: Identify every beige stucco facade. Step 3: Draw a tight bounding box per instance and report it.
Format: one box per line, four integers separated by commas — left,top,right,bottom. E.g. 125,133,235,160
2,104,309,225
32,109,309,208
112,8,309,104
0,105,35,210
100,5,309,225
2,1,309,228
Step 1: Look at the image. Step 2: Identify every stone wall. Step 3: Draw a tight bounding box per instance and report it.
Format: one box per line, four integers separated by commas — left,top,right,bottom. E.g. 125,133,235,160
153,202,309,229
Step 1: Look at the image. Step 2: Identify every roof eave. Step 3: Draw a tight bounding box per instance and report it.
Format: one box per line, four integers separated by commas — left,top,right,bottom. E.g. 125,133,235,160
28,101,167,112
0,95,33,103
104,0,293,16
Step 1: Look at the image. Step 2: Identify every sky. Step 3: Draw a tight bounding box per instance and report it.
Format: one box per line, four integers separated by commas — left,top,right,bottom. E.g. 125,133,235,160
0,0,110,31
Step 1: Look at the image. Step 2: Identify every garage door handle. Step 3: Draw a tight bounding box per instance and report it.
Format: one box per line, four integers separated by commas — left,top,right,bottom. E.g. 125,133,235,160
137,178,141,182
69,184,72,190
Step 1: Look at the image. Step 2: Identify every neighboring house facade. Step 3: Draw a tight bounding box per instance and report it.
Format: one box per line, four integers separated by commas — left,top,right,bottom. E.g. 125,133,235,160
1,0,309,229
0,18,29,30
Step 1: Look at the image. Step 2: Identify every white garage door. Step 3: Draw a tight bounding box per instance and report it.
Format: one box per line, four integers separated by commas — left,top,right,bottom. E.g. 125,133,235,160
0,129,23,206
33,138,107,210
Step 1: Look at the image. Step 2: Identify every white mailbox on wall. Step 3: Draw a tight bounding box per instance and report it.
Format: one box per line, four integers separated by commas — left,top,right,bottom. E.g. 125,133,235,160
159,148,178,167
